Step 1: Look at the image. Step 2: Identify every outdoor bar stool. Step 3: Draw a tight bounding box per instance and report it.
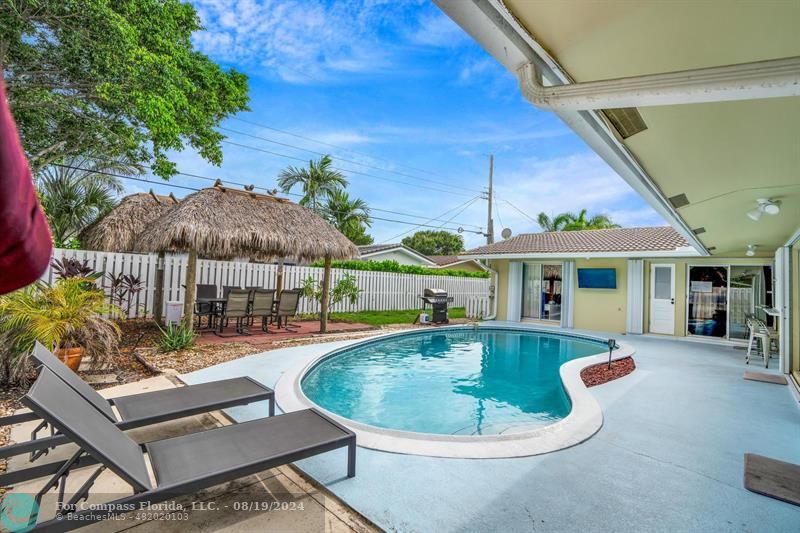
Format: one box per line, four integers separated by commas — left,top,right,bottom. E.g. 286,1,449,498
746,317,777,368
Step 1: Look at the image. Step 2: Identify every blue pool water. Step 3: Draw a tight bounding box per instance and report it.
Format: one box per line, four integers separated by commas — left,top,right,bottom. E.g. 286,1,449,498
301,328,607,436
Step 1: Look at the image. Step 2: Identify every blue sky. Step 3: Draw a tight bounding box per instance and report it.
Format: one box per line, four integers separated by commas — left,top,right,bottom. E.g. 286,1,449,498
136,0,665,249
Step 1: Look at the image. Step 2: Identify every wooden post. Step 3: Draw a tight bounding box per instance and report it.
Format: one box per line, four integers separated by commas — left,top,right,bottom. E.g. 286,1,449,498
275,257,284,298
182,249,197,328
152,252,165,324
320,256,332,333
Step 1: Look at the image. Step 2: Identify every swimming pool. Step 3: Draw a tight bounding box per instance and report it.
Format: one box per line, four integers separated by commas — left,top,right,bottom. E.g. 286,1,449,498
301,327,610,436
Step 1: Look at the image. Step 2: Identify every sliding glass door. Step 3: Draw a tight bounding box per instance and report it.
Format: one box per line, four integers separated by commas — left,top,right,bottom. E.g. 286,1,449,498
521,263,562,321
687,264,772,339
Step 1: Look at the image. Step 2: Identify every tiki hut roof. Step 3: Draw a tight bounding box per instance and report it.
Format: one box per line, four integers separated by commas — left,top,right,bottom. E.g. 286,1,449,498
134,186,359,261
80,191,179,252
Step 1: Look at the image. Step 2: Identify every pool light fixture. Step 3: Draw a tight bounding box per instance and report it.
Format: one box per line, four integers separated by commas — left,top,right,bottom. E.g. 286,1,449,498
747,198,780,221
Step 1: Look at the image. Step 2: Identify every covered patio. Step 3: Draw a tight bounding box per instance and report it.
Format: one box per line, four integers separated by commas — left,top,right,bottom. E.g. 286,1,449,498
181,325,800,532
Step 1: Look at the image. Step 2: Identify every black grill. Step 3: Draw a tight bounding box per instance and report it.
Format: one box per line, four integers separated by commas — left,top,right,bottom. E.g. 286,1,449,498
421,288,453,324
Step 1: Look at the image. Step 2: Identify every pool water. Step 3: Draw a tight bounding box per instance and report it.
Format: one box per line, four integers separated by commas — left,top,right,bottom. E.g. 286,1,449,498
301,328,607,436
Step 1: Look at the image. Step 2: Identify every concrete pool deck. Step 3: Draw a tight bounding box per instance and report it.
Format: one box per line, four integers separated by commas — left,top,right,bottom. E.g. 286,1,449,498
182,323,800,532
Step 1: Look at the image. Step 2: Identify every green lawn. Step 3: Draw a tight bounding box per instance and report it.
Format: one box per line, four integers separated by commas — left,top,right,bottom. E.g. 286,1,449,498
303,307,467,326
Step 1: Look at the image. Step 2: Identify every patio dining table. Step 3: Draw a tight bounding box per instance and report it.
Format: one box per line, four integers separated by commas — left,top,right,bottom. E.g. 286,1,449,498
196,297,227,329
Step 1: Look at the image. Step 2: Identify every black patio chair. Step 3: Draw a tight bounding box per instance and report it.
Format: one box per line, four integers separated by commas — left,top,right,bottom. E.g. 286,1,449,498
251,289,276,332
194,284,218,329
18,368,355,531
217,288,251,336
0,342,274,487
273,289,301,331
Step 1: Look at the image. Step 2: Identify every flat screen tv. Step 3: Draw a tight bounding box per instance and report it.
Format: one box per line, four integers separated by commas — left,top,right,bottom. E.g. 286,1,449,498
577,268,617,289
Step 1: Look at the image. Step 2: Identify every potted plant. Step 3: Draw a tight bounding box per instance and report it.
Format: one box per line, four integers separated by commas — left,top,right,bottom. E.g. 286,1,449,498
0,277,122,383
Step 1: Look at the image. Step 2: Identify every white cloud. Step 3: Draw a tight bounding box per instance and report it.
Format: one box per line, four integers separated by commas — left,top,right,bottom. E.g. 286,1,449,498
406,11,469,47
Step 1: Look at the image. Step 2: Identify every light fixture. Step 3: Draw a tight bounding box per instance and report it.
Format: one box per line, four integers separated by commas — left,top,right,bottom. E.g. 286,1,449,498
747,198,781,221
746,244,757,257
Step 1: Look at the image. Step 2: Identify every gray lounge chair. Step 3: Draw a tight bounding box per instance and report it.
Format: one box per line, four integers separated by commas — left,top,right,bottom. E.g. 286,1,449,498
19,368,355,531
0,342,274,485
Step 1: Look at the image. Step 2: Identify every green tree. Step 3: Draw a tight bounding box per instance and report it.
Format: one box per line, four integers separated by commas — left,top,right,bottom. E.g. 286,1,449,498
402,230,464,256
537,209,620,231
0,0,249,177
322,189,373,245
37,155,138,246
277,155,348,211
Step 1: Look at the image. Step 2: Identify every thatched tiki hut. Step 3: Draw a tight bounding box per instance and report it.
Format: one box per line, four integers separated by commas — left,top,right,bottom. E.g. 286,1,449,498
80,191,180,321
80,191,179,252
135,185,358,332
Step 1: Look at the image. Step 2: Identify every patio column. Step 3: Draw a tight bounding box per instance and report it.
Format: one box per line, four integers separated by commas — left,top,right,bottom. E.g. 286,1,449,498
182,249,197,328
320,255,332,333
560,260,575,328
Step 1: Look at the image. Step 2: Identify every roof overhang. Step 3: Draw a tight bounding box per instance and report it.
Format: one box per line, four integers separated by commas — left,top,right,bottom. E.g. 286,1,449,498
435,0,800,258
438,259,489,270
360,246,437,266
460,247,701,261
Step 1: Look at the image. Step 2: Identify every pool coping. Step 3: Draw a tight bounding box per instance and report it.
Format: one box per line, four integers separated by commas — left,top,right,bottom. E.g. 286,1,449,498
275,324,634,459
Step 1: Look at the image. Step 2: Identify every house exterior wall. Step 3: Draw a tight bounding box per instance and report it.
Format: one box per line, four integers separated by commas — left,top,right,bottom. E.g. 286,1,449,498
486,255,768,338
439,261,485,273
363,250,431,266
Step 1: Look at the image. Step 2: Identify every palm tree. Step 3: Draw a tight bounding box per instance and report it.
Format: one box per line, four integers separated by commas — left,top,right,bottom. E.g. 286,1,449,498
36,155,137,246
322,189,373,245
537,209,620,232
277,155,348,211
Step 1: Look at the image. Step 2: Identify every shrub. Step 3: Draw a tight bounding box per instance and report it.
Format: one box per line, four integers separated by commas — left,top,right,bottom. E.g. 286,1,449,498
157,322,196,352
310,259,489,278
301,274,362,315
0,277,122,385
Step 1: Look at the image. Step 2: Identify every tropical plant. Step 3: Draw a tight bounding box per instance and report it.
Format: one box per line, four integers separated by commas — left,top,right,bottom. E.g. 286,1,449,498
310,259,489,278
156,322,196,352
106,273,145,318
322,189,373,245
536,210,620,231
300,274,362,315
0,0,249,177
402,230,464,256
0,278,122,385
51,257,99,280
36,156,135,246
277,155,348,211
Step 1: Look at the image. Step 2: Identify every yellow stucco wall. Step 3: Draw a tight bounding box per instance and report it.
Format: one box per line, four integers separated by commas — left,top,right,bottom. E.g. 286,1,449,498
573,258,628,334
489,259,509,321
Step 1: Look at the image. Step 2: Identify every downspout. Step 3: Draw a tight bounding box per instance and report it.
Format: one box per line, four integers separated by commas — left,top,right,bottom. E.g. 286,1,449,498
517,57,800,111
484,261,499,320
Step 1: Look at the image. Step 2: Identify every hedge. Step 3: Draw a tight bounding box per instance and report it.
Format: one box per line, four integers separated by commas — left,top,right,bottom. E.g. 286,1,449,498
310,259,489,278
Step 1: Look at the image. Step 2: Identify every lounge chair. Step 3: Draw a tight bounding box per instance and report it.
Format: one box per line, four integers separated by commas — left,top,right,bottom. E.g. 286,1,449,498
18,368,355,531
0,342,274,485
273,289,301,331
216,288,250,335
251,288,276,332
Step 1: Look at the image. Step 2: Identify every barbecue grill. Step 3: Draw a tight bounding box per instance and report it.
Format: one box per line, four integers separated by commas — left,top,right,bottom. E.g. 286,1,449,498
421,288,453,324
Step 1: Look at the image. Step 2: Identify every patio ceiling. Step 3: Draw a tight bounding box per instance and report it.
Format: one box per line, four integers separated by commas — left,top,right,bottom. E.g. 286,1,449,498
437,0,800,257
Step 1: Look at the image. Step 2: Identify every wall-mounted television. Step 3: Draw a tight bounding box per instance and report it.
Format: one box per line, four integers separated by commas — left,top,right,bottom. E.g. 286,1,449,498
577,268,617,289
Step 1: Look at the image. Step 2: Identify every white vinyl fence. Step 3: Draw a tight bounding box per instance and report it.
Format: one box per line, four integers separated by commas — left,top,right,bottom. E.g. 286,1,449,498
41,249,490,319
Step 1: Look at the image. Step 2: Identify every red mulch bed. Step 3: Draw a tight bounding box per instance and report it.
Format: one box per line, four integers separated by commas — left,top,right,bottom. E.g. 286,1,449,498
581,357,636,387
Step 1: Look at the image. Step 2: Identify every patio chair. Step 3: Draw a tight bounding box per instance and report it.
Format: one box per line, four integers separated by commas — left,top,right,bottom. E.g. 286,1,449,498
251,289,276,332
221,285,238,300
273,289,301,331
217,288,251,335
0,342,275,486
745,317,778,368
194,284,218,329
18,368,355,531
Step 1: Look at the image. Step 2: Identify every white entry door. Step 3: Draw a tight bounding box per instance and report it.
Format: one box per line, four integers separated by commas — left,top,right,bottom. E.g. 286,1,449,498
649,264,675,335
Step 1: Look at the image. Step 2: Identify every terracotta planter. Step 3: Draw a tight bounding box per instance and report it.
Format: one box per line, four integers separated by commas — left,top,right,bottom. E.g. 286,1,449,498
54,347,84,373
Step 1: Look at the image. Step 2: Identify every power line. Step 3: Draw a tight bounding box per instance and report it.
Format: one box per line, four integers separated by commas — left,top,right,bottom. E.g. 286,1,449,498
219,126,483,195
220,138,477,198
499,197,539,227
231,116,482,187
48,163,485,235
381,195,482,244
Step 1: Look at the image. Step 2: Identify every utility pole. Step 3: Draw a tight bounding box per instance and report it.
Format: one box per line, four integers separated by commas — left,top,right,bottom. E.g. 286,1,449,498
486,154,494,245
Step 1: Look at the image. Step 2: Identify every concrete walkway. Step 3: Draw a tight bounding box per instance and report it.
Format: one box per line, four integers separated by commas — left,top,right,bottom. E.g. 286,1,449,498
183,327,800,533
